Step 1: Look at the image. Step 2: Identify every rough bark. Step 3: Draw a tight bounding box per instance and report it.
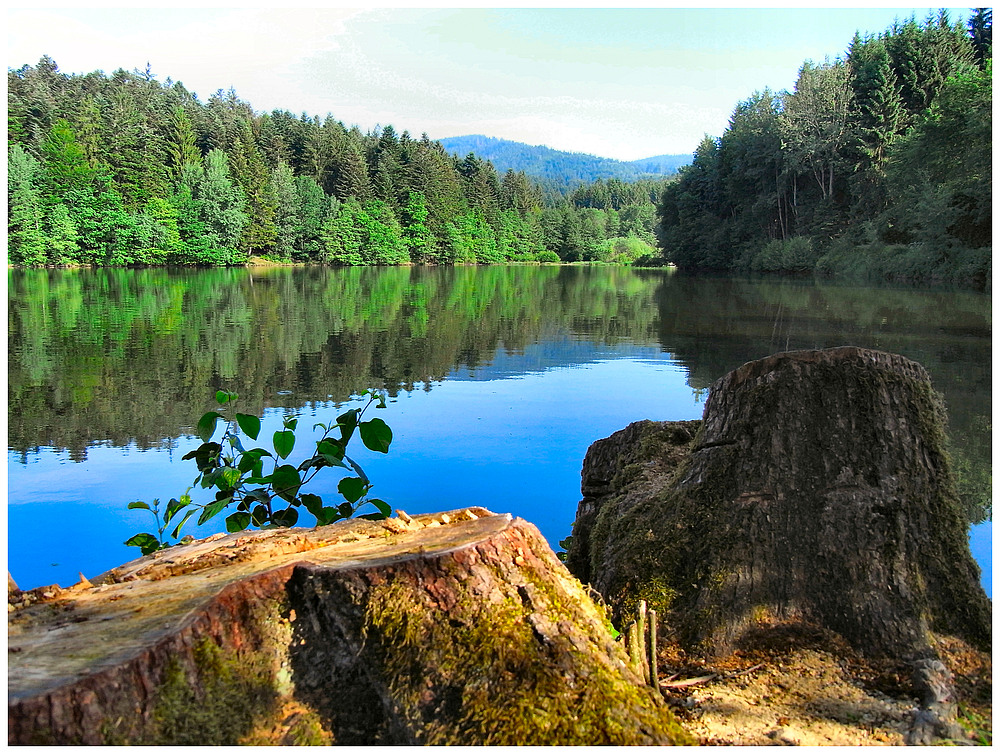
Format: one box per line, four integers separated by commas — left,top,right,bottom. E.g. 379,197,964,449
565,347,991,661
8,508,690,746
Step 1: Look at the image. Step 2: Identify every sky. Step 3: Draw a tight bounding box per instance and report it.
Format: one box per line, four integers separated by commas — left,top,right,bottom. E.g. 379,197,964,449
7,4,967,161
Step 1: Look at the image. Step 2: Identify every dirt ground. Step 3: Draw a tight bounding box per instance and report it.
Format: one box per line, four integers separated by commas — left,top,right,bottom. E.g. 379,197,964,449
656,623,992,746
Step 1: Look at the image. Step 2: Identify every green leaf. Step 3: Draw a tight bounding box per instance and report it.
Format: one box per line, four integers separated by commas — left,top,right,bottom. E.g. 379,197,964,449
238,448,272,473
198,497,231,526
182,442,222,472
163,496,191,525
338,502,354,518
273,430,295,459
300,493,324,518
359,417,392,453
338,476,368,504
337,408,359,443
127,500,151,511
170,510,197,540
283,416,298,431
226,511,252,533
316,508,342,526
343,455,369,485
317,438,348,468
236,413,261,441
218,467,242,490
124,533,161,556
271,464,302,503
216,389,237,405
252,505,270,526
197,411,223,442
272,507,299,527
244,488,271,505
368,498,392,518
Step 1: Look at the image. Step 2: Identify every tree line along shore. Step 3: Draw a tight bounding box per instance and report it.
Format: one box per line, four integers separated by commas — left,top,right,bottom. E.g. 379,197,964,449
7,10,992,289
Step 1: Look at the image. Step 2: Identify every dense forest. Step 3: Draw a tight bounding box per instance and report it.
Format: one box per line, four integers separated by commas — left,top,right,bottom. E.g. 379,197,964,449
7,9,990,284
7,59,666,268
438,135,689,197
658,9,992,288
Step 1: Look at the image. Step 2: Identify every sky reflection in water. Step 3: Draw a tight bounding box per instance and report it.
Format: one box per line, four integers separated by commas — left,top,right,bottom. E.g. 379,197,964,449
9,355,704,589
8,353,991,598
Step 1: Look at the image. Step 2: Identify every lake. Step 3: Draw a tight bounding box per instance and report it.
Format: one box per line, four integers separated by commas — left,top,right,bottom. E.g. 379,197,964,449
7,265,992,596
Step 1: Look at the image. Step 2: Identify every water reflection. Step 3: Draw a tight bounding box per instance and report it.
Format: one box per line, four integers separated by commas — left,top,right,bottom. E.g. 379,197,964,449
7,266,991,590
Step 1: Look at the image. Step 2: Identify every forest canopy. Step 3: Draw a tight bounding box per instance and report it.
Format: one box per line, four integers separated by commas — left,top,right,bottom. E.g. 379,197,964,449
7,59,666,268
656,8,991,288
7,8,990,287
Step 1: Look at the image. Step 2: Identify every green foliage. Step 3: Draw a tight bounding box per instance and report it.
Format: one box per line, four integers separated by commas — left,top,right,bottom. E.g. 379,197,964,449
198,149,249,264
7,143,49,265
126,389,393,554
8,57,666,269
657,11,990,287
953,704,992,746
747,237,816,273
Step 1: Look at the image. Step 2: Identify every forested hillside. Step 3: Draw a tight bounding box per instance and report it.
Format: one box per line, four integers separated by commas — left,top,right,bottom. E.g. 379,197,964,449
438,135,689,197
7,59,663,267
658,9,991,288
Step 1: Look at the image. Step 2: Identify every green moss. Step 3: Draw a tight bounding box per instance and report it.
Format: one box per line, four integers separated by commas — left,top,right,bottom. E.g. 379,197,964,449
585,350,991,657
363,567,692,745
284,712,332,745
146,639,278,745
620,576,679,627
139,594,299,745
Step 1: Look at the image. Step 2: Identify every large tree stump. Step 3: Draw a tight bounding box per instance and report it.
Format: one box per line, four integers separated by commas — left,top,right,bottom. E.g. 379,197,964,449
565,347,991,660
8,508,690,746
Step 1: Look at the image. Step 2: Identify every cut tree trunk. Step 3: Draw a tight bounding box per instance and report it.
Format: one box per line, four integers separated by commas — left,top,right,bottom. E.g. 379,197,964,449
8,508,690,746
565,347,991,661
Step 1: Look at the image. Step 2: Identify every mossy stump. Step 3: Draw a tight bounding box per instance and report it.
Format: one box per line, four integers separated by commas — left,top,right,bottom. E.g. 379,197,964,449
565,347,991,661
8,508,690,746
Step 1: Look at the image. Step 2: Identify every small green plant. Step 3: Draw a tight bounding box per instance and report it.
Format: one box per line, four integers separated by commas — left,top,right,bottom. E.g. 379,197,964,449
126,389,393,555
953,704,991,746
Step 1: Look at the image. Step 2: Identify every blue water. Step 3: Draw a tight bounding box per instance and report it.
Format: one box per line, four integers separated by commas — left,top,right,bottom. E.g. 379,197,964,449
7,267,991,599
8,352,704,588
8,350,990,597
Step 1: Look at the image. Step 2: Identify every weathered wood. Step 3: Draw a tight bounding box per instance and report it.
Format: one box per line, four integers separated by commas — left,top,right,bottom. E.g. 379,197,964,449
9,508,691,746
566,347,991,661
648,607,658,687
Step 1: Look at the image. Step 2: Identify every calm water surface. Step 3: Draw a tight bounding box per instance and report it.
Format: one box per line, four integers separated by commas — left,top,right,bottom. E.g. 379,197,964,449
8,266,992,594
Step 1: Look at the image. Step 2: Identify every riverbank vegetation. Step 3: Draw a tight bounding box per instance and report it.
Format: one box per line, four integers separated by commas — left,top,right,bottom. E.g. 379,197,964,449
657,9,992,288
7,58,663,268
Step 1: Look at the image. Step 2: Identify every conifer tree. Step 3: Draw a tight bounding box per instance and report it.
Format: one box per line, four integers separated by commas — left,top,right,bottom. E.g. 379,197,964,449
168,106,202,181
848,35,904,214
333,143,372,202
269,162,300,260
197,149,248,263
41,119,94,198
7,143,49,265
292,174,328,260
968,8,992,67
400,191,436,263
229,121,277,254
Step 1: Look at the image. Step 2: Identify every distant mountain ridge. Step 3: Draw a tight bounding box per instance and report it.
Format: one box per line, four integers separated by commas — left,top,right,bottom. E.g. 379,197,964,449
437,135,690,194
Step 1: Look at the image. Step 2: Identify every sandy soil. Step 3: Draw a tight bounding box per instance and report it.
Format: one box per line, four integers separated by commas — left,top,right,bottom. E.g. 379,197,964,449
656,623,991,746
